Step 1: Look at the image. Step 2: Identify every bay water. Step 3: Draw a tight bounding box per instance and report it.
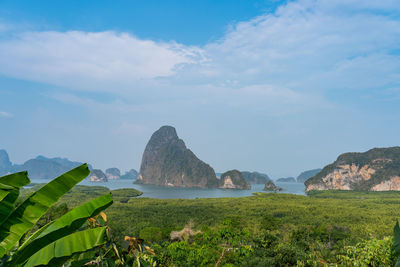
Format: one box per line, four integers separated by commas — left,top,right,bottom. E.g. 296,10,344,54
30,179,306,199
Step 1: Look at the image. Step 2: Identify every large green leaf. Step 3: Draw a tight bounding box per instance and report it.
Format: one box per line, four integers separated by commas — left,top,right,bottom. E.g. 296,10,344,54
23,226,109,267
0,164,90,258
0,172,30,226
10,193,113,266
394,221,400,255
0,187,10,202
0,171,30,188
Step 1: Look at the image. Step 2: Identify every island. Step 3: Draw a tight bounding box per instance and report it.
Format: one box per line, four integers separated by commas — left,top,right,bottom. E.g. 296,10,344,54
305,147,400,191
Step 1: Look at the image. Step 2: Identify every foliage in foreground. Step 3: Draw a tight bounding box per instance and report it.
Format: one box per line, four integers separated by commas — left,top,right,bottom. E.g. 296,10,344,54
52,187,400,266
0,164,113,267
10,176,400,266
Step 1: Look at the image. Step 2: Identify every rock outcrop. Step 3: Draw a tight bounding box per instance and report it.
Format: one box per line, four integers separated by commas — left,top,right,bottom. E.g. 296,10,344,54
120,169,139,179
89,169,108,182
136,126,219,188
219,170,251,189
276,177,296,183
105,168,121,179
0,149,12,175
297,168,321,183
264,181,283,192
305,147,400,191
241,171,270,184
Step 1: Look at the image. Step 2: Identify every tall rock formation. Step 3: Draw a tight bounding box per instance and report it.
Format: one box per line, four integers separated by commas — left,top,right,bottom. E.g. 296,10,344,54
136,126,219,188
305,147,400,192
219,170,250,189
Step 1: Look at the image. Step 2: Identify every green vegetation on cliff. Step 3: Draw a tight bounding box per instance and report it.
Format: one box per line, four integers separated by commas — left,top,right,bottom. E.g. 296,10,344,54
305,147,400,190
137,126,220,188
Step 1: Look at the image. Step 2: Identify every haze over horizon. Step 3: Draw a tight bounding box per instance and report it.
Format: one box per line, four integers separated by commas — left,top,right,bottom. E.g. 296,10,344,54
1,0,399,178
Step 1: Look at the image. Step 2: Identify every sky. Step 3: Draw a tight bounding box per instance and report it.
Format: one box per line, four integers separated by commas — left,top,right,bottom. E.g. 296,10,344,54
0,0,399,178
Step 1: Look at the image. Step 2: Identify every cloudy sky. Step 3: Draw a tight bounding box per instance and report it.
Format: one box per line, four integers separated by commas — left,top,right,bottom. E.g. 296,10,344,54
0,0,399,178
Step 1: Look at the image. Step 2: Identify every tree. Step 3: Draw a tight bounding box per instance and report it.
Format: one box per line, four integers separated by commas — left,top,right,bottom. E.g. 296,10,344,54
0,164,113,266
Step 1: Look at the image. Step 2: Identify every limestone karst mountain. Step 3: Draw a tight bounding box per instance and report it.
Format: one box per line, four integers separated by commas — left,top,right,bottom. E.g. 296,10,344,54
136,126,220,188
219,170,250,189
305,147,400,191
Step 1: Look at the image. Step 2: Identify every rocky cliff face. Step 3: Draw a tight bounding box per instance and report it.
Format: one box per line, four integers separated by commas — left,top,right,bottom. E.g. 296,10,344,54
241,171,270,184
305,147,400,191
89,169,108,182
264,181,283,192
136,126,219,188
219,170,250,189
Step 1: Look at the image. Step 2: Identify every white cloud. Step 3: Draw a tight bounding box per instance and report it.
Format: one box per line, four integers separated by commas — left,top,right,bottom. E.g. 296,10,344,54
0,31,204,91
196,0,400,94
0,0,399,108
0,111,13,118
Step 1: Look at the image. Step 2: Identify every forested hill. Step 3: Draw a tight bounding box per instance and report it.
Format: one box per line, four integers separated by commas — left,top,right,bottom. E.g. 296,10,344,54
305,147,400,191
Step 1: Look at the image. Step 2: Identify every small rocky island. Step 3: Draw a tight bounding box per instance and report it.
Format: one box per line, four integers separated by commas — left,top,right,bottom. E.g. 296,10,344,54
220,170,250,189
120,169,138,179
305,147,400,192
89,169,108,182
264,181,283,192
136,126,221,188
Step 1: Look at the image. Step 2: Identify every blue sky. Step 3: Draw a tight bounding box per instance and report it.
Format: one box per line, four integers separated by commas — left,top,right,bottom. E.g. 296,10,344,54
0,0,400,178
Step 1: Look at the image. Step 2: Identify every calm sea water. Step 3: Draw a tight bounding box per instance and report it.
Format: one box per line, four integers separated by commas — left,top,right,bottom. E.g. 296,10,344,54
30,179,305,199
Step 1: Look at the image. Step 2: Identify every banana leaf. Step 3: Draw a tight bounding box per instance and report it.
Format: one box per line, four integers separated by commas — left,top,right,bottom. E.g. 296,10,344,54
10,193,113,266
0,172,30,226
0,164,90,258
0,188,10,203
0,171,30,188
23,226,109,267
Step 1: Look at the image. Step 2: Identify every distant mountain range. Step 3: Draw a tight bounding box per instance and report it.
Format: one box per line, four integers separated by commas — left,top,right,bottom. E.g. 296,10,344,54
0,149,138,181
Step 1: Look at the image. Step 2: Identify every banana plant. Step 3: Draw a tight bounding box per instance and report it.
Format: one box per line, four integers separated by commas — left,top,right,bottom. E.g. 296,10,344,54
0,164,113,267
394,221,400,267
